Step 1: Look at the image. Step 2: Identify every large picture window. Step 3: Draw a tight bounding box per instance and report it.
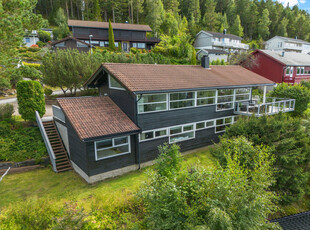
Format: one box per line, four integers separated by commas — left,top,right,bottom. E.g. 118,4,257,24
217,89,234,110
197,90,216,106
169,124,195,143
215,117,234,133
109,75,125,90
170,92,195,109
235,88,251,101
138,94,167,113
95,136,130,160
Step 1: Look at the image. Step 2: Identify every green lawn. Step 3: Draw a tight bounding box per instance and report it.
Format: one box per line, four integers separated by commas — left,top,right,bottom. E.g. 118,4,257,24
0,148,217,210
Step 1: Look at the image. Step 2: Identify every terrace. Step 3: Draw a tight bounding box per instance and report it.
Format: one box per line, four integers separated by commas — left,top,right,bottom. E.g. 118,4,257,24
234,96,295,117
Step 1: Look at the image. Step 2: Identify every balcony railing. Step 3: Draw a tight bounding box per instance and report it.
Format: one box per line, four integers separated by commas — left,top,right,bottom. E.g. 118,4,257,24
212,41,249,49
234,97,295,117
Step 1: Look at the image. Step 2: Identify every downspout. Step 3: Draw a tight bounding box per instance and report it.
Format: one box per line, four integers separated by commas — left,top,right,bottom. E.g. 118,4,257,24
135,93,143,169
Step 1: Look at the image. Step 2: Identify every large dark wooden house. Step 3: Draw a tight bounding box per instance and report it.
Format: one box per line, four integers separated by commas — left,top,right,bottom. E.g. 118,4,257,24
50,36,92,52
68,19,160,51
37,58,295,183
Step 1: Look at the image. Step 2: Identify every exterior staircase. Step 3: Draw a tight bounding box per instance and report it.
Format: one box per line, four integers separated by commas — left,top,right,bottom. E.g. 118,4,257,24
42,121,72,172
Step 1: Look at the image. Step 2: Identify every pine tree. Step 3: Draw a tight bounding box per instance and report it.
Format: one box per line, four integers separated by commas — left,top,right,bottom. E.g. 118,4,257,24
191,48,196,65
257,9,271,40
277,18,288,37
230,15,243,37
93,0,102,21
108,19,116,50
201,0,220,31
145,0,165,36
219,13,229,33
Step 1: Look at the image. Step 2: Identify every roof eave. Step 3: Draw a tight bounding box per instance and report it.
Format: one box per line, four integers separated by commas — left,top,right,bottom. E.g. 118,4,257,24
82,129,141,142
132,83,275,94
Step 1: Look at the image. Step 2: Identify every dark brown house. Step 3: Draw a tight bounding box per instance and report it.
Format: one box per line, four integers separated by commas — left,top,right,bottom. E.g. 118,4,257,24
50,36,93,52
68,19,160,51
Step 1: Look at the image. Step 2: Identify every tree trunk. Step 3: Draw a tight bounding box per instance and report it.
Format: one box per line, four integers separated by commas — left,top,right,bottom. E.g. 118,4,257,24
131,1,133,24
113,7,115,23
50,0,53,11
71,0,74,18
136,6,139,24
66,1,70,19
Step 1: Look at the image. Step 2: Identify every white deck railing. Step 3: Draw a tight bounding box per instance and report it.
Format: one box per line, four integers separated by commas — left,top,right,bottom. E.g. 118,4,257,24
234,97,295,117
35,111,57,172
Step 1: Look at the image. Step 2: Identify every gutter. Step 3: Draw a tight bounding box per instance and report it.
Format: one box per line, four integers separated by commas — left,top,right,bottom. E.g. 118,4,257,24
135,93,143,169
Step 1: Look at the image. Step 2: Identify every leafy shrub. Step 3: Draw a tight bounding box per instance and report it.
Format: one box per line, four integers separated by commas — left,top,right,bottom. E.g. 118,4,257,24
0,119,47,162
137,143,278,229
36,41,46,48
38,30,51,43
16,65,42,80
224,114,310,204
0,104,14,121
23,62,41,70
16,80,45,121
29,45,40,50
268,83,310,117
44,88,53,97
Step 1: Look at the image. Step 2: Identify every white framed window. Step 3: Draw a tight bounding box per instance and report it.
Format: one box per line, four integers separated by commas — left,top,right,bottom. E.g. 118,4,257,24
55,42,65,47
95,136,130,160
169,124,195,143
25,37,30,43
216,89,234,111
170,91,195,109
99,41,105,47
215,116,234,133
138,93,168,113
139,128,168,142
196,90,216,106
115,42,119,47
77,42,88,48
109,75,125,90
297,67,305,75
235,88,251,102
137,43,146,49
195,120,215,130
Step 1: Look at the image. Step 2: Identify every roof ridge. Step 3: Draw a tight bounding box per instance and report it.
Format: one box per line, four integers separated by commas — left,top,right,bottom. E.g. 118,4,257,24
270,211,310,222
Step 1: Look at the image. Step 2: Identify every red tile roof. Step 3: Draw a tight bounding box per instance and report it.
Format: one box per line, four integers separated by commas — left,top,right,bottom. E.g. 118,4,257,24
57,96,140,140
85,63,274,93
68,20,152,32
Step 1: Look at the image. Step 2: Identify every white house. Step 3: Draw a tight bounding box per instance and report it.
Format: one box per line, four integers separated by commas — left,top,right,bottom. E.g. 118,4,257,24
196,49,229,63
23,28,53,47
265,36,310,54
194,30,249,54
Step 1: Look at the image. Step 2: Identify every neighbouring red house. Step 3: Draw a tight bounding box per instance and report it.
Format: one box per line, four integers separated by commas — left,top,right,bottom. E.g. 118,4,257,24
244,49,310,84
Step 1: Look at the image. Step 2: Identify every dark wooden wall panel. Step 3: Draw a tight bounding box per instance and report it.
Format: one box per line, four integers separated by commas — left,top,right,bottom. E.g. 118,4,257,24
66,117,89,174
86,134,137,176
138,105,234,130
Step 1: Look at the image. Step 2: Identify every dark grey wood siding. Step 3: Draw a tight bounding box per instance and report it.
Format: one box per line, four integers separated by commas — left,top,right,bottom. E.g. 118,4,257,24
109,89,136,122
72,27,146,42
86,134,137,176
139,128,221,163
137,105,234,130
66,117,89,174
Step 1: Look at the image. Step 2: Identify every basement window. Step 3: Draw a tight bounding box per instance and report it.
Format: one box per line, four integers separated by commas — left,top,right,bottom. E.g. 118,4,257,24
95,136,130,160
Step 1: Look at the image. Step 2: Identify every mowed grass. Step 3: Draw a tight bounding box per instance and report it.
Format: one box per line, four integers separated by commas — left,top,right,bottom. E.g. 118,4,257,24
0,147,217,209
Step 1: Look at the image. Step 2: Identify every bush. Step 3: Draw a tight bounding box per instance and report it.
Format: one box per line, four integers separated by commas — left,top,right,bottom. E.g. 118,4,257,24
29,45,39,50
16,65,42,80
224,114,310,204
44,88,53,97
268,83,310,117
36,41,46,48
0,119,47,162
0,104,14,121
16,80,45,121
23,62,41,70
38,30,51,43
137,143,278,229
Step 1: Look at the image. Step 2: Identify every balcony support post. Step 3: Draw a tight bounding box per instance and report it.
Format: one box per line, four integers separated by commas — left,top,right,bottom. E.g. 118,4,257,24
263,85,267,104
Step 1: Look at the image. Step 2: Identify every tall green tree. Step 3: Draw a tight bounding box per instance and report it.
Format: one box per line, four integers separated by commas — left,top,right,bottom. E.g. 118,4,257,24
16,80,46,121
93,0,102,21
201,0,220,31
219,13,229,33
230,15,243,37
0,0,45,90
276,18,288,37
108,19,116,50
145,0,165,36
257,9,271,40
53,8,69,40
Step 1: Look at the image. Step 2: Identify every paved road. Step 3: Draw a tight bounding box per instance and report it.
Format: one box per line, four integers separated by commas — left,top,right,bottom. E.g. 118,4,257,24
0,90,67,117
0,90,65,105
